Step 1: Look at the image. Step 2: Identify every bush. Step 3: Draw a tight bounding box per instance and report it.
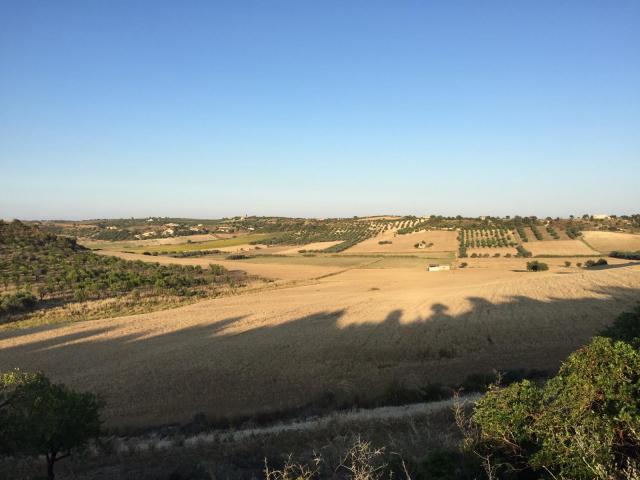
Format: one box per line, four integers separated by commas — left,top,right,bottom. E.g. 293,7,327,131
601,303,640,346
576,262,582,267
459,262,468,268
471,337,640,479
610,250,640,260
564,261,571,267
516,245,532,258
0,291,37,317
585,258,608,268
208,264,227,275
226,254,250,260
526,261,548,272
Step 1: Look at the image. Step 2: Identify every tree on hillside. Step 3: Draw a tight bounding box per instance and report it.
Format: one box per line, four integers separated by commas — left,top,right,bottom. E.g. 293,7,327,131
0,370,103,480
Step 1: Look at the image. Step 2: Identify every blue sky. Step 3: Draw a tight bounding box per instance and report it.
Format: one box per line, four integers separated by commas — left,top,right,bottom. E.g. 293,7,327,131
1,1,639,220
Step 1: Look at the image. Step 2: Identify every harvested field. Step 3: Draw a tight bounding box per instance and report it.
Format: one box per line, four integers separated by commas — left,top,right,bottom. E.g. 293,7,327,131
582,231,640,253
94,250,344,281
278,241,342,254
1,257,638,428
101,234,272,254
81,233,233,250
525,240,599,256
346,229,458,253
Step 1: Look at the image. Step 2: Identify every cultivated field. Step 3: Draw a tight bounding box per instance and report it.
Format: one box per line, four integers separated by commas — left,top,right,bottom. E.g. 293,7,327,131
525,239,600,256
2,254,638,428
345,229,458,253
582,231,640,253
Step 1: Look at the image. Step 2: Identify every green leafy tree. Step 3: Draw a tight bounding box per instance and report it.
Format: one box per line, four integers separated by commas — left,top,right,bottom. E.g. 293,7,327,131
0,370,103,480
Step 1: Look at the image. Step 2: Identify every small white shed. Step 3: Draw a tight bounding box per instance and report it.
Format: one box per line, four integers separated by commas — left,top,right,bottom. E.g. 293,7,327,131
428,264,450,272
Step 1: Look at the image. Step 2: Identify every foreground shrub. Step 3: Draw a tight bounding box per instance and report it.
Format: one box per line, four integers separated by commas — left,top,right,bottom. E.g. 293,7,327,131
526,261,548,272
471,337,640,479
601,303,640,346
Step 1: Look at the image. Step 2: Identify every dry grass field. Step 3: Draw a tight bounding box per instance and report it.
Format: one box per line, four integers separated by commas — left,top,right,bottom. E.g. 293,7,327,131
525,239,600,256
582,231,640,253
1,252,638,428
346,229,458,253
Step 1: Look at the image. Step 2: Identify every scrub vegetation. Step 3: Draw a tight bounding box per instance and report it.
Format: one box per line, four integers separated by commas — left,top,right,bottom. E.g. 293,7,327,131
0,221,248,327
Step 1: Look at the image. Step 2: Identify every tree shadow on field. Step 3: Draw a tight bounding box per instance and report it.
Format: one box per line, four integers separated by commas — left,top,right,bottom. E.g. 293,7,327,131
0,284,639,431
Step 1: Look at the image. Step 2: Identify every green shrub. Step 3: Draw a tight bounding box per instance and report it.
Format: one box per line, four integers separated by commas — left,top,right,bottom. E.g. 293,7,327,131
226,254,250,260
208,264,227,275
564,261,571,267
0,291,37,316
610,250,640,260
471,337,640,479
516,245,532,258
601,303,640,346
585,258,608,268
526,261,548,272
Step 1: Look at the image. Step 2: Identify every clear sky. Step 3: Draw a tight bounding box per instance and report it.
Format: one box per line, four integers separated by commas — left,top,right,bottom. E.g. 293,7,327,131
1,1,639,220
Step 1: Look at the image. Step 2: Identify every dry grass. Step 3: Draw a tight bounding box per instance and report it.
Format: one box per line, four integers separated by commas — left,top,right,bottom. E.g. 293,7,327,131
278,241,343,254
0,397,461,479
1,255,638,429
582,231,640,253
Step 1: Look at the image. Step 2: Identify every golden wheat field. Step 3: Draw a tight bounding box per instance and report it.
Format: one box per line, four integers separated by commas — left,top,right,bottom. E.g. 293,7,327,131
525,239,600,256
1,251,638,428
345,229,458,253
582,231,640,253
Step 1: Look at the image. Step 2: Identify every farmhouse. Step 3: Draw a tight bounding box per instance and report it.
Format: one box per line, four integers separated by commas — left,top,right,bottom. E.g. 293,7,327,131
427,264,450,272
